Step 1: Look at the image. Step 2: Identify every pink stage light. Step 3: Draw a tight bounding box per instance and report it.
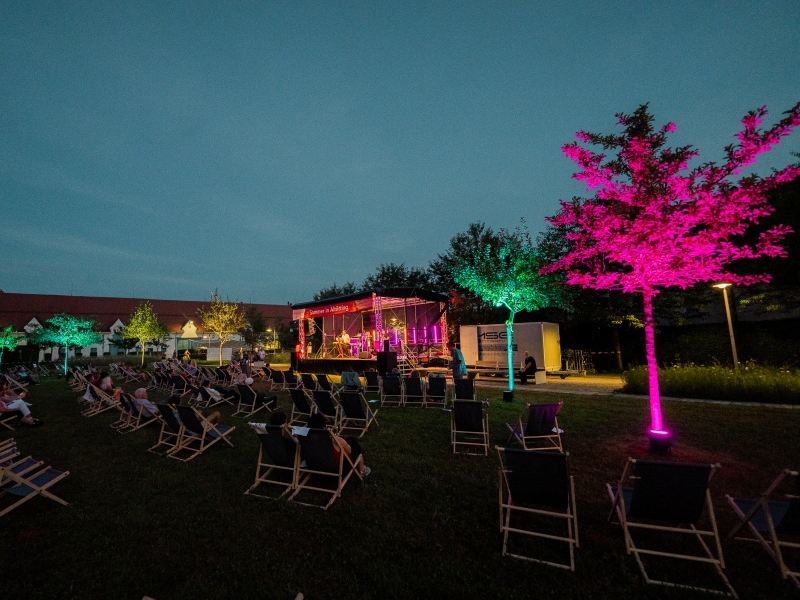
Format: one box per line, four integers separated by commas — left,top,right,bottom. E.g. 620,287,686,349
433,326,439,344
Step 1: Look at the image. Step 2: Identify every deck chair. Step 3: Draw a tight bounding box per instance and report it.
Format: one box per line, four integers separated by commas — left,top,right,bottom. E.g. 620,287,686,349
195,387,230,409
232,384,272,418
109,393,137,430
300,373,318,393
0,440,20,466
244,425,299,498
4,374,28,393
147,404,183,455
453,378,476,401
122,394,161,433
726,469,800,590
315,373,337,394
267,369,285,391
497,447,579,570
337,371,362,393
289,388,313,426
607,459,736,597
289,428,363,509
506,402,563,451
452,400,489,455
338,391,378,438
425,375,448,408
82,384,121,417
403,377,425,407
311,390,342,431
169,406,235,462
380,376,403,407
1,410,21,430
0,455,70,517
283,371,301,390
364,371,380,395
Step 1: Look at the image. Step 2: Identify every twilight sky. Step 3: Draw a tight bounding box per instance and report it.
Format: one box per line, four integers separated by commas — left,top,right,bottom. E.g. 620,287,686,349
2,1,799,305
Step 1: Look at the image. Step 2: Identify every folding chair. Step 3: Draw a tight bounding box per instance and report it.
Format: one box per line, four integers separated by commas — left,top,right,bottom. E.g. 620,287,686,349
0,439,20,466
453,378,476,401
311,390,342,431
147,404,183,455
506,402,563,451
380,376,403,408
300,373,318,393
338,371,362,393
109,393,137,430
364,371,381,395
244,425,299,499
496,447,579,570
452,400,489,455
607,459,736,597
726,469,800,590
284,371,302,390
288,428,363,509
403,377,425,407
338,391,378,438
122,393,161,433
195,387,231,409
82,384,121,417
425,375,448,408
169,406,235,462
289,388,313,426
0,455,70,517
4,374,28,393
1,410,20,430
232,384,271,418
268,369,285,391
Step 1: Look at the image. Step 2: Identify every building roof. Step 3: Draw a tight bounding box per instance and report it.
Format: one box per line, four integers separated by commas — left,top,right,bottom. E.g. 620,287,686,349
0,292,292,333
291,287,449,310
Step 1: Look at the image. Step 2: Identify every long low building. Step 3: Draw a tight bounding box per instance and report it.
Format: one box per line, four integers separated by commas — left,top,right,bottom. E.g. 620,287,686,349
0,292,292,361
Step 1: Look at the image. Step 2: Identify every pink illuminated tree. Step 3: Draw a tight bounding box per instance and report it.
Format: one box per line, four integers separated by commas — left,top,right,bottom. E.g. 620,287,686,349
544,103,800,435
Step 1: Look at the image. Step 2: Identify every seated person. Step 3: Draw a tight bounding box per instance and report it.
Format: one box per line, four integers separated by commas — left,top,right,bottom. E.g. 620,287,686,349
307,412,370,476
269,409,299,456
200,379,239,403
244,377,277,409
168,394,221,431
132,388,161,419
99,371,122,401
0,381,43,426
518,352,538,384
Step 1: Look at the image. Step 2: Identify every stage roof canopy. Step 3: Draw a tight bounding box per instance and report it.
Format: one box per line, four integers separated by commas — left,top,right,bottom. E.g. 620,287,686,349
292,287,449,311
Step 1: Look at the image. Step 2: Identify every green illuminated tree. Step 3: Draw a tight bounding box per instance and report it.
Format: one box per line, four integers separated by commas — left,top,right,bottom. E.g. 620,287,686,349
0,326,21,365
120,302,169,365
452,220,567,392
31,314,102,372
197,294,247,366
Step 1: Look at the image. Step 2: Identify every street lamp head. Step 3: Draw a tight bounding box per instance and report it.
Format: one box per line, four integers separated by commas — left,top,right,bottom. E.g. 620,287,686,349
712,282,732,289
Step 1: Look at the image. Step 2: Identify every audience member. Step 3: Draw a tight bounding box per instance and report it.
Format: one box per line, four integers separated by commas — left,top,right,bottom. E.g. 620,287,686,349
0,381,43,426
307,412,370,476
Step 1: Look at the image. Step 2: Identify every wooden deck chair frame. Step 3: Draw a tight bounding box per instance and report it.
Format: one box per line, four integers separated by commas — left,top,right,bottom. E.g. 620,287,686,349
337,391,378,438
379,376,403,408
0,455,70,517
725,469,800,590
4,374,29,393
288,388,313,426
232,384,270,418
0,410,20,430
403,377,425,407
607,458,736,598
121,394,162,434
507,402,563,451
496,446,579,571
147,403,184,455
168,406,235,462
311,390,342,432
288,428,363,510
425,375,448,408
451,400,489,455
0,440,20,466
244,425,300,499
82,384,122,417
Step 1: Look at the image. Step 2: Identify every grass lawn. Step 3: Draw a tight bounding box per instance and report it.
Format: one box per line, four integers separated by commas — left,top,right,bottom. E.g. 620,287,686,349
1,376,799,599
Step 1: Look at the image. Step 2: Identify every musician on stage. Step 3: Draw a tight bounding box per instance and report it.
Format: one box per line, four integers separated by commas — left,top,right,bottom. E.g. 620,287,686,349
340,330,351,357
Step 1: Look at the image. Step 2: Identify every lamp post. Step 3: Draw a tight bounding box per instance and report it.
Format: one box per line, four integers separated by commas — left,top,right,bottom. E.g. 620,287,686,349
713,283,739,369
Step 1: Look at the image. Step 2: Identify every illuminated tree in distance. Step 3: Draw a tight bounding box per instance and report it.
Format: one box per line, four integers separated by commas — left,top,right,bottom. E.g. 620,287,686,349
0,326,20,365
453,221,567,392
197,294,246,366
544,103,800,435
121,301,169,365
32,313,103,372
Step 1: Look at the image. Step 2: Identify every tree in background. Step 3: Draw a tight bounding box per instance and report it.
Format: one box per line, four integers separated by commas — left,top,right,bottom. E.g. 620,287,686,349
453,220,567,392
544,103,800,437
313,282,358,301
363,263,431,289
240,306,268,350
197,294,247,366
31,313,103,372
0,326,20,365
120,301,169,365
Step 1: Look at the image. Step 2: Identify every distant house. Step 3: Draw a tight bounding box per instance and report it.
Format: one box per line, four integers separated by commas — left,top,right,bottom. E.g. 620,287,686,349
0,292,291,361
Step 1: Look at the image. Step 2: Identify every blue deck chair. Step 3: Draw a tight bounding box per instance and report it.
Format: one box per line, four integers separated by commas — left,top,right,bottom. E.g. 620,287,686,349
0,455,70,517
169,406,235,462
311,390,342,431
338,391,378,438
451,400,489,455
607,458,735,597
425,375,447,408
244,425,299,499
380,376,403,408
506,402,563,451
497,447,579,570
403,377,425,407
726,469,800,590
289,388,313,426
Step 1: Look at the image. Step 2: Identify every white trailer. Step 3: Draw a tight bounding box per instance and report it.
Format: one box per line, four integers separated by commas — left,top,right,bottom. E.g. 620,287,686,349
459,322,562,376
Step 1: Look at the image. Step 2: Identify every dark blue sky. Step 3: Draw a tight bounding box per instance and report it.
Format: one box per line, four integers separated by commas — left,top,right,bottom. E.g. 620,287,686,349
2,1,798,304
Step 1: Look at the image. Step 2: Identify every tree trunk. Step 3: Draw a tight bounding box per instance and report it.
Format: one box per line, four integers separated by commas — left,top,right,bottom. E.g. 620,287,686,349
64,346,69,373
506,314,515,392
642,290,663,431
612,325,623,370
141,341,145,366
219,340,224,366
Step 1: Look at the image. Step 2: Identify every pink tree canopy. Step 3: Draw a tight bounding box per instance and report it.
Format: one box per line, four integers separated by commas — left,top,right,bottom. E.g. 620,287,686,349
544,103,800,432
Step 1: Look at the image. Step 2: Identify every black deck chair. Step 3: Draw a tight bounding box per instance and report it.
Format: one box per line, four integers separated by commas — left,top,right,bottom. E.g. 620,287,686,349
244,426,299,498
195,387,228,409
169,405,235,462
607,459,735,597
380,376,403,407
726,469,800,590
497,447,579,570
289,428,363,509
123,393,160,434
215,367,231,386
425,375,448,408
403,377,425,407
451,400,489,455
148,403,183,455
338,391,378,438
454,378,475,401
268,369,285,391
315,374,335,394
300,373,317,393
507,402,564,451
283,371,301,390
311,390,341,431
233,384,270,418
364,371,380,395
289,388,313,426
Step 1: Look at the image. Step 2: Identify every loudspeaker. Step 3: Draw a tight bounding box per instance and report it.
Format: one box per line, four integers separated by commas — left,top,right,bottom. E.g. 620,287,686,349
376,351,397,376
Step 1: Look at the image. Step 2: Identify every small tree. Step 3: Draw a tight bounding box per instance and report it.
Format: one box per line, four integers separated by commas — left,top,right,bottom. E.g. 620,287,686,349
545,103,800,435
197,295,247,366
0,326,20,365
31,313,102,372
120,302,169,365
240,306,268,350
452,221,567,392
